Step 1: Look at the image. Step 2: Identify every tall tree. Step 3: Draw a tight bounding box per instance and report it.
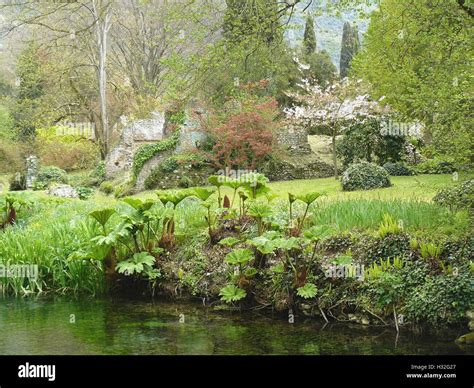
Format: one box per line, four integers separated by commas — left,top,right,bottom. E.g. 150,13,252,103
91,0,112,157
1,0,219,157
303,15,317,55
340,22,359,78
1,0,114,157
353,0,473,166
299,15,337,87
305,50,337,86
205,0,299,105
109,0,219,106
11,42,44,139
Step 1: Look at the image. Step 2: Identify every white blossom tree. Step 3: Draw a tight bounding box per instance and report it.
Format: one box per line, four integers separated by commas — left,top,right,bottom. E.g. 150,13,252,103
285,62,388,179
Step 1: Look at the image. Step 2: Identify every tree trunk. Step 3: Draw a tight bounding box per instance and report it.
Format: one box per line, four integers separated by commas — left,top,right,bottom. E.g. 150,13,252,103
92,0,112,158
332,132,338,179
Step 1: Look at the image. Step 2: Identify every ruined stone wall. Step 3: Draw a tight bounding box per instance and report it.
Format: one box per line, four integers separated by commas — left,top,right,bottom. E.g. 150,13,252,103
275,124,312,154
105,112,166,178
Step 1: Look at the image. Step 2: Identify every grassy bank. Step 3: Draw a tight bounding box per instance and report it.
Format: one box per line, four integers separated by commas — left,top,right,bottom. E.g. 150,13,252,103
0,173,472,329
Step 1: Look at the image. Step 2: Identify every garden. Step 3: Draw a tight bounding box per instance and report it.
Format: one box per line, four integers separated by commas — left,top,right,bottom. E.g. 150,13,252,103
0,0,473,357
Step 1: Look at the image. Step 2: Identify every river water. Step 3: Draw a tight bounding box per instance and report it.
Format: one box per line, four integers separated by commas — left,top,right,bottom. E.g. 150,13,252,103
0,297,470,355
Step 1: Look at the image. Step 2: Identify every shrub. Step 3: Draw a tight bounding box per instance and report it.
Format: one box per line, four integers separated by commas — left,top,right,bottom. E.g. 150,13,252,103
37,138,100,172
341,162,391,191
337,120,406,168
416,158,455,174
113,181,135,198
178,176,192,188
442,236,474,266
404,271,473,326
76,186,94,200
433,179,474,213
205,87,278,170
33,166,68,190
144,154,212,190
9,172,26,191
159,157,180,173
353,234,410,266
99,181,114,195
383,162,415,176
89,161,106,185
0,139,24,173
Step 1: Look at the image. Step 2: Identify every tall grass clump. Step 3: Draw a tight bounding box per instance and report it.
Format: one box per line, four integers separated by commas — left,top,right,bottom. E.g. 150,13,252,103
0,197,106,296
310,199,469,237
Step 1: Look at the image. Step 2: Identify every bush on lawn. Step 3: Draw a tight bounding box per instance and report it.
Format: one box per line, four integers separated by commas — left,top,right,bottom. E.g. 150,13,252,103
383,162,415,176
99,181,114,195
342,162,391,191
9,172,26,191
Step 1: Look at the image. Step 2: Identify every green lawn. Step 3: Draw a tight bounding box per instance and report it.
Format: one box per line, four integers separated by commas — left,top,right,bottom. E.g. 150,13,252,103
267,173,470,202
135,173,471,203
2,171,471,205
129,173,472,239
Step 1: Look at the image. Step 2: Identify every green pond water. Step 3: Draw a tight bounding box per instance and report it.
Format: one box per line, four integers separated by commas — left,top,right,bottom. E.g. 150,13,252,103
0,297,471,355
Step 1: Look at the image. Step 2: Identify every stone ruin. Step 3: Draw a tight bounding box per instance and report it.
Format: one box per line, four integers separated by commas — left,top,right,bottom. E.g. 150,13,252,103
25,155,38,189
263,123,334,181
105,109,208,179
105,112,168,178
105,107,332,185
274,124,313,154
176,109,207,153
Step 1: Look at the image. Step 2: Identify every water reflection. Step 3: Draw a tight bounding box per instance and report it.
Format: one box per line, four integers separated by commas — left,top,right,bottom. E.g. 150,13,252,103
0,297,470,355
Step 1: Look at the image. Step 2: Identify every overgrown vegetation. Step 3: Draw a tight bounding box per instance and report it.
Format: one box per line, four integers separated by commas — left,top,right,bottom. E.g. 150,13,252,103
132,130,181,178
0,0,472,343
0,173,472,330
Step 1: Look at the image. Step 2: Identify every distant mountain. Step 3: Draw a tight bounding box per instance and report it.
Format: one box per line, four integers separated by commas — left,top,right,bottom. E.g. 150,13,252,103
285,1,376,71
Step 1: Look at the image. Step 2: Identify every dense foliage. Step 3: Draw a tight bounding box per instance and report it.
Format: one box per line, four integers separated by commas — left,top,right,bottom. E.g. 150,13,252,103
132,130,180,178
1,173,472,329
0,1,472,339
205,83,279,170
33,166,68,190
336,119,406,168
144,153,212,190
383,162,415,177
340,21,360,78
354,0,473,167
433,179,474,213
416,158,456,175
342,162,392,191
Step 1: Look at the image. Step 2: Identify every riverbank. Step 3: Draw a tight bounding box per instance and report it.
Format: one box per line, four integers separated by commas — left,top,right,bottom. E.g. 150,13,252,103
0,174,472,335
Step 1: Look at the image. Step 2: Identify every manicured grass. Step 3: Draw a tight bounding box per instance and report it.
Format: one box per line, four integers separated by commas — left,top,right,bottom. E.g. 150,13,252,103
267,173,472,202
3,171,471,204
122,173,473,239
136,173,471,203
